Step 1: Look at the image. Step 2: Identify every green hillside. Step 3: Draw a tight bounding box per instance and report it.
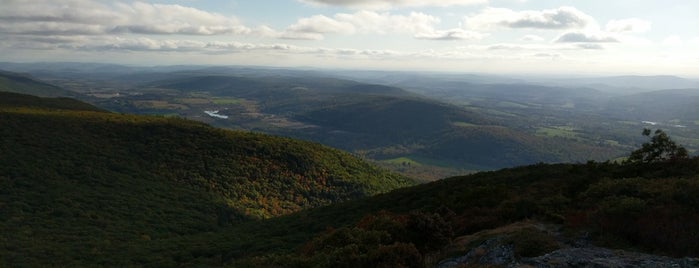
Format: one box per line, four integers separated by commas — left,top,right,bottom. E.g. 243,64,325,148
0,91,102,111
227,159,699,267
2,92,697,266
0,93,413,266
142,75,623,174
0,71,76,97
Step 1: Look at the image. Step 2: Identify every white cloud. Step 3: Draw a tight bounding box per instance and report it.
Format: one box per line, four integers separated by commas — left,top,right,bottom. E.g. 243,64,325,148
576,43,604,50
521,34,544,42
466,6,594,30
299,0,487,10
0,34,406,59
532,53,562,59
605,18,651,33
555,32,618,43
0,0,250,36
334,11,440,35
414,29,485,40
662,35,683,46
285,15,356,35
282,11,483,41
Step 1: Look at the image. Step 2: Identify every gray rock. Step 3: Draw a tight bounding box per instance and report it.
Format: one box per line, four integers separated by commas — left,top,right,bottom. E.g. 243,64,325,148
437,241,699,268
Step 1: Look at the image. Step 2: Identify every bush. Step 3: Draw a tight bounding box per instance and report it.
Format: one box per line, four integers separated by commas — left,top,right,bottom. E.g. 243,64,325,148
506,228,560,258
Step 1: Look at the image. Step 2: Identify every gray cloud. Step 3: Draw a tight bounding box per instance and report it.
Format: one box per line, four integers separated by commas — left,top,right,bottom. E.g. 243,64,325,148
280,11,482,41
414,29,485,40
467,6,594,30
605,18,651,33
0,0,250,36
577,43,604,50
299,0,486,9
555,32,618,43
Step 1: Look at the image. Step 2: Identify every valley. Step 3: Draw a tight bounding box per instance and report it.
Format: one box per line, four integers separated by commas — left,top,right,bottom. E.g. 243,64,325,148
3,1,699,267
1,67,699,267
2,63,697,180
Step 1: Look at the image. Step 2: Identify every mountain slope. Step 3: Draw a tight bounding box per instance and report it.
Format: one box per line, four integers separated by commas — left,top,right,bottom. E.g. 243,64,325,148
0,71,76,97
226,159,699,267
3,95,697,267
0,91,102,111
606,88,699,122
148,75,622,173
0,93,413,266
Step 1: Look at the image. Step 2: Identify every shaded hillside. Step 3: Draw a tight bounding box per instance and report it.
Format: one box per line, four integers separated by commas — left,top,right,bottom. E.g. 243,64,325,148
228,159,699,267
0,71,76,97
148,75,622,172
0,66,635,175
292,94,488,148
606,88,699,122
37,155,698,266
2,94,696,266
0,91,102,111
0,93,413,266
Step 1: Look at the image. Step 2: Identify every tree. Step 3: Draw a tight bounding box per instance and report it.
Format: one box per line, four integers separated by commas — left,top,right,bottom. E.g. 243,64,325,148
627,128,688,164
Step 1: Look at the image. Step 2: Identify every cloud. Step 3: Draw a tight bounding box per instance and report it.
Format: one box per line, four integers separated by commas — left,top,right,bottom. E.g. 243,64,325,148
662,36,683,46
282,11,482,41
0,0,250,36
414,29,485,40
521,34,544,42
605,18,651,33
466,6,594,30
555,32,618,43
334,11,439,35
532,53,562,59
1,34,405,59
299,0,487,10
285,15,356,35
576,43,604,50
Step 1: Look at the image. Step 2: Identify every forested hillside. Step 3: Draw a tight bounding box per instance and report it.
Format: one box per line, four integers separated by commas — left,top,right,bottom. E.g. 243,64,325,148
2,91,698,267
146,74,623,174
232,158,699,267
0,92,413,266
0,71,76,97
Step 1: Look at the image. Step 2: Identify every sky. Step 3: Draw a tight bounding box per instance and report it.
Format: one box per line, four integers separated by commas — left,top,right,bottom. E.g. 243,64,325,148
1,0,698,76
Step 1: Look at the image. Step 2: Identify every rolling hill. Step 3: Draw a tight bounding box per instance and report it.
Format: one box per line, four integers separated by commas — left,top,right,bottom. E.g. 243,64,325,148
2,91,697,267
0,65,642,177
146,74,623,174
606,88,699,122
0,71,77,97
0,92,413,266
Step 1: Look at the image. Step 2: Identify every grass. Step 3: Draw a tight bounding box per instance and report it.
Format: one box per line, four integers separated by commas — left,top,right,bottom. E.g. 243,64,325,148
536,126,579,139
177,98,210,105
375,156,480,182
132,100,187,110
212,98,243,105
